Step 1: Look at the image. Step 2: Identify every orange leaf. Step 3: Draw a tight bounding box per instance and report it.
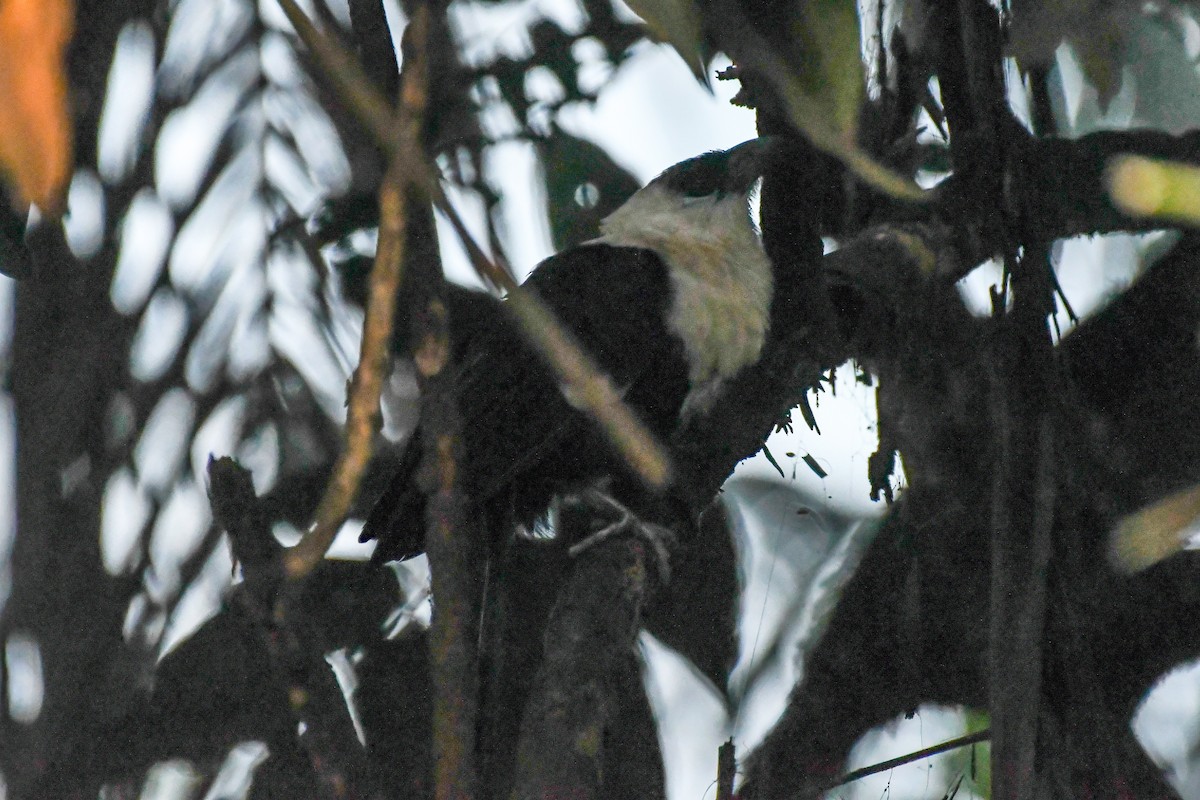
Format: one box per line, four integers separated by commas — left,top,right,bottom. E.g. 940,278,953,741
0,0,73,212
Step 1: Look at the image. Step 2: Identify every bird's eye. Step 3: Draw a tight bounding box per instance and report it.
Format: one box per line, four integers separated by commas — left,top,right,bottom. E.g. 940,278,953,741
682,192,719,207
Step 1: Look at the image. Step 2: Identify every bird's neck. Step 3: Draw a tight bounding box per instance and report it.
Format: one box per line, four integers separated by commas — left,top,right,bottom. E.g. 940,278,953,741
594,185,774,388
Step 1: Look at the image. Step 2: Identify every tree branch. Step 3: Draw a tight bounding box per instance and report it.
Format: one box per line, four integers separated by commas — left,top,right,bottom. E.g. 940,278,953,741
208,457,386,800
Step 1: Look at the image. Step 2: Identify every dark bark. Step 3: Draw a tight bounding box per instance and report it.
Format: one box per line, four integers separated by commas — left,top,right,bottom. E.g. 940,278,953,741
509,532,656,800
2,3,157,792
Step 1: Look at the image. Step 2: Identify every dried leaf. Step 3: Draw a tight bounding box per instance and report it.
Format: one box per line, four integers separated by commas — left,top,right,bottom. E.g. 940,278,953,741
541,129,640,251
1068,29,1125,110
1008,0,1133,110
639,0,926,197
802,453,827,479
0,0,73,212
1008,0,1096,65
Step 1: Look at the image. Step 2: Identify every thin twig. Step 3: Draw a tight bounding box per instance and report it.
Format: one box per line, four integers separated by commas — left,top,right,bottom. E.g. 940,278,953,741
283,125,412,580
826,729,991,791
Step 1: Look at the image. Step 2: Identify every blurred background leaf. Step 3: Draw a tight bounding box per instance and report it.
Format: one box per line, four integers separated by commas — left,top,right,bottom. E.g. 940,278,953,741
0,0,73,210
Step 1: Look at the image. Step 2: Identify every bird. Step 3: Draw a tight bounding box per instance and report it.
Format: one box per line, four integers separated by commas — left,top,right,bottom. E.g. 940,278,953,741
361,137,780,564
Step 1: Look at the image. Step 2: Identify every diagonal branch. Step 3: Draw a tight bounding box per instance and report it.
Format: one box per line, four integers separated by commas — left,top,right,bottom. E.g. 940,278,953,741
283,96,413,580
826,729,991,793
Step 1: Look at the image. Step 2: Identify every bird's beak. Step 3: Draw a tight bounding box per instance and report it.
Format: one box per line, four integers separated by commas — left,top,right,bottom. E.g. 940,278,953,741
722,136,781,195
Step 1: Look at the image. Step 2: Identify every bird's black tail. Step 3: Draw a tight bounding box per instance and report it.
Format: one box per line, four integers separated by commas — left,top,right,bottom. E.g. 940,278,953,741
360,434,428,564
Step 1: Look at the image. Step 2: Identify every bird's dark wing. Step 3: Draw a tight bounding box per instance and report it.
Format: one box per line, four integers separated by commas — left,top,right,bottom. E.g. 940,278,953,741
362,244,689,561
455,243,689,518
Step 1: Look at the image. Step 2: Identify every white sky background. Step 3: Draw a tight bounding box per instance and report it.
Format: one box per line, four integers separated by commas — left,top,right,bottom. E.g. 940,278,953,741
2,2,1200,799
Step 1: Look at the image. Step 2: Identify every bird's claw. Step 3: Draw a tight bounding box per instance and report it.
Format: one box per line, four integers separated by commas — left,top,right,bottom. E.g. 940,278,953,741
566,489,676,584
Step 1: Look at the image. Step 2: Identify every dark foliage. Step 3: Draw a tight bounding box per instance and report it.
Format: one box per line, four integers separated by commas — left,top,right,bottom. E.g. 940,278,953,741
8,1,1200,799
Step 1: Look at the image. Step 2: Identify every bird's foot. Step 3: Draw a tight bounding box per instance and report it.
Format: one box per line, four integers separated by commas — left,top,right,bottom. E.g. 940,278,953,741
566,489,676,584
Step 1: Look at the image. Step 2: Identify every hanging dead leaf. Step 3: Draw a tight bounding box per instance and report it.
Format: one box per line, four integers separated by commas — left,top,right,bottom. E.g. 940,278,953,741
1007,0,1134,110
793,0,863,144
1067,27,1125,111
622,0,708,83
711,0,925,199
0,0,74,213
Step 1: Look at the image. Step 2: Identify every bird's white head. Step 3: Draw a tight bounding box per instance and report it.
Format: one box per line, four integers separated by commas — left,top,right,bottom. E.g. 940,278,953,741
593,138,779,395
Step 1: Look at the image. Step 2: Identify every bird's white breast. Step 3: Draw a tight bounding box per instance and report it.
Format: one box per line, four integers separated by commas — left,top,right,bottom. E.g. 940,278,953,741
594,185,773,386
